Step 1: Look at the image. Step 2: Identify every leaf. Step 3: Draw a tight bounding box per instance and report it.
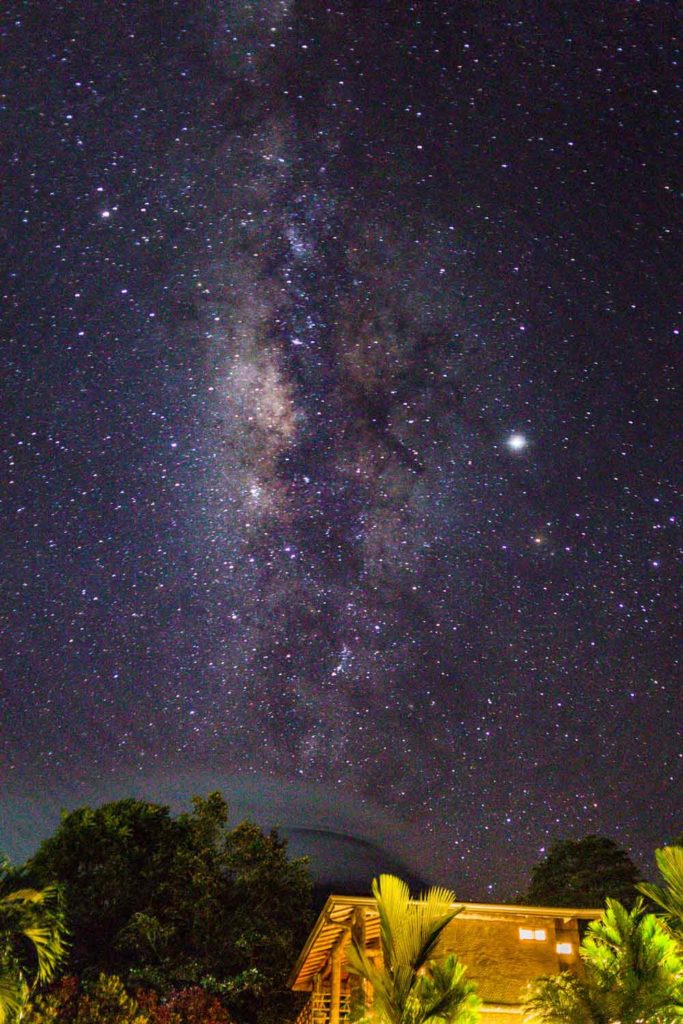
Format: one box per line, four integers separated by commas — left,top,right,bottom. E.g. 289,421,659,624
0,966,28,1024
349,875,477,1023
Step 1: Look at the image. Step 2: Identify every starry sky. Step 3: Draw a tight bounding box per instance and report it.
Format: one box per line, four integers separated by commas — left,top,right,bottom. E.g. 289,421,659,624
1,1,681,897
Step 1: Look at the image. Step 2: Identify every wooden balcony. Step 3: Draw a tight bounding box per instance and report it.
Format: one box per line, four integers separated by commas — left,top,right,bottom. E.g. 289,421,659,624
293,989,351,1024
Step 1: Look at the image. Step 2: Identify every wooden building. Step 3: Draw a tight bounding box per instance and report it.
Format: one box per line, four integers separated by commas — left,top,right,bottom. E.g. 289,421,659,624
289,894,601,1023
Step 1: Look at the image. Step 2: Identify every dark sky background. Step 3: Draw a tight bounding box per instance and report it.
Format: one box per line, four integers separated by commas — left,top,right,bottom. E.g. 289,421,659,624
1,1,681,898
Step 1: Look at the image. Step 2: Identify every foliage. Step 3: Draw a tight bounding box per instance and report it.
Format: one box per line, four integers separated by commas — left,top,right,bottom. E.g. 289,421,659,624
26,793,312,1024
22,977,79,1024
198,818,312,1022
136,986,235,1023
24,974,147,1024
523,897,683,1023
346,874,480,1024
524,836,641,909
25,977,237,1024
524,972,598,1024
28,799,180,976
638,846,683,938
73,974,148,1024
0,856,68,1024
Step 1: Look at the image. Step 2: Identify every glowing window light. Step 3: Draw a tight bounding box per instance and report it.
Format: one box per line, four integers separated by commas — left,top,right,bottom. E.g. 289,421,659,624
519,927,547,941
556,942,573,955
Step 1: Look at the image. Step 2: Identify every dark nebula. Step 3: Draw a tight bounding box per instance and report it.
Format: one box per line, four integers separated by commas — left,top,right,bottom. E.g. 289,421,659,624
1,1,680,895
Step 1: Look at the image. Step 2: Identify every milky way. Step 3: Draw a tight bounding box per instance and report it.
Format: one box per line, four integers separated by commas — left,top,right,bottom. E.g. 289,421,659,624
1,1,680,894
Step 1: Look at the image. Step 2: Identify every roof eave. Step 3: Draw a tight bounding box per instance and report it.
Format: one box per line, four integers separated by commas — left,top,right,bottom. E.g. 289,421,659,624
288,895,604,990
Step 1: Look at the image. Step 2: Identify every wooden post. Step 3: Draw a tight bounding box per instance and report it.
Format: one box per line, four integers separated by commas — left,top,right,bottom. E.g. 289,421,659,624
348,907,367,1017
330,947,342,1024
364,952,381,1011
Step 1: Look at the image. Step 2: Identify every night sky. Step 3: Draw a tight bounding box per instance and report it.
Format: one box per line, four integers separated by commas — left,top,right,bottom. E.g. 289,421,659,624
1,1,681,898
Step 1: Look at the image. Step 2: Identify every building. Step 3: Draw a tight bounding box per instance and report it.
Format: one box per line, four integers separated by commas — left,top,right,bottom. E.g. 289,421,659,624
289,893,601,1023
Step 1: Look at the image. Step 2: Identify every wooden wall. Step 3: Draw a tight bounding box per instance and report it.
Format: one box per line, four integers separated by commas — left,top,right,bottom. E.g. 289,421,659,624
436,912,580,1006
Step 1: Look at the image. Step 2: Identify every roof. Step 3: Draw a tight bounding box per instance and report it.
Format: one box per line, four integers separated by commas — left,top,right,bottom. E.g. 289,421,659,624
289,894,603,990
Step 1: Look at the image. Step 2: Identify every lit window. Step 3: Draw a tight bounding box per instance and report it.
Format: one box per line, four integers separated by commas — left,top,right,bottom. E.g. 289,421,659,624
519,927,547,941
556,942,573,955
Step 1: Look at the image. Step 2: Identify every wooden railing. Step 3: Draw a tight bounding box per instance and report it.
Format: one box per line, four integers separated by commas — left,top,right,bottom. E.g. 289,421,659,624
293,990,351,1024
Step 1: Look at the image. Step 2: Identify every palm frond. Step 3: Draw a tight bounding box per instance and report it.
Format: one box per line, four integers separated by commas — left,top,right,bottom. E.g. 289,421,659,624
523,973,598,1024
346,937,398,1019
408,886,460,973
1,884,67,985
0,881,67,1021
415,955,481,1024
350,875,477,1024
373,874,411,969
638,846,683,936
21,923,67,983
532,897,683,1023
0,966,28,1024
372,875,460,974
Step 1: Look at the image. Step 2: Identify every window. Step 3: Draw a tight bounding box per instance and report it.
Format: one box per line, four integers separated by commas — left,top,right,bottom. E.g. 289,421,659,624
556,942,573,955
519,927,547,941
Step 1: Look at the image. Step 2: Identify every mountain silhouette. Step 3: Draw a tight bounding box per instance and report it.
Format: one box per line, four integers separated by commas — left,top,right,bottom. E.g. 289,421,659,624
281,826,430,910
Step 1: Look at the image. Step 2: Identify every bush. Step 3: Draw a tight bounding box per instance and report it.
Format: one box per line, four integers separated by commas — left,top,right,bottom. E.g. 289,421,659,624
137,986,235,1023
23,977,79,1024
24,976,236,1024
24,974,148,1024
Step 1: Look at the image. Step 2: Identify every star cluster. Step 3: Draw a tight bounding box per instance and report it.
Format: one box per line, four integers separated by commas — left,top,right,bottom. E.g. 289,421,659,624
1,1,680,894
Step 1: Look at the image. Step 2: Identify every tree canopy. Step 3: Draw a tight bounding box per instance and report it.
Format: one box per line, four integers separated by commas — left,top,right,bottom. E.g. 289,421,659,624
28,799,179,977
524,836,641,909
26,793,312,1024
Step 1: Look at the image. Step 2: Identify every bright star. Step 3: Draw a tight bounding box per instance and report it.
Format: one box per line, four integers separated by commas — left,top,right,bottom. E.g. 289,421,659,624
506,433,528,451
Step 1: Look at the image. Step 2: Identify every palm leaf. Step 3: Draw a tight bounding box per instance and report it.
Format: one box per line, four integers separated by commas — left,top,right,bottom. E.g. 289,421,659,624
0,967,28,1024
373,874,411,968
0,879,67,1021
348,875,475,1023
638,846,683,936
415,955,480,1023
372,876,460,973
527,897,683,1024
21,923,67,982
524,973,599,1024
1,885,66,984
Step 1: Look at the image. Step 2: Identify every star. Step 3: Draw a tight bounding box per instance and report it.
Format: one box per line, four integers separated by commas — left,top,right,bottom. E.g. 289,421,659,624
0,0,678,906
505,433,528,452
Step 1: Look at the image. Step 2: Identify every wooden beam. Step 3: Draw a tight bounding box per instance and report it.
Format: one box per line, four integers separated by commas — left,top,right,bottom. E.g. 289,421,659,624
329,947,342,1024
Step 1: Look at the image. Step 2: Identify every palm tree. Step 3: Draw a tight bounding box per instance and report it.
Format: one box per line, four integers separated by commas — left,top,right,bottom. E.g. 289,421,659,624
345,874,480,1024
0,857,68,1024
524,897,683,1024
638,846,683,940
